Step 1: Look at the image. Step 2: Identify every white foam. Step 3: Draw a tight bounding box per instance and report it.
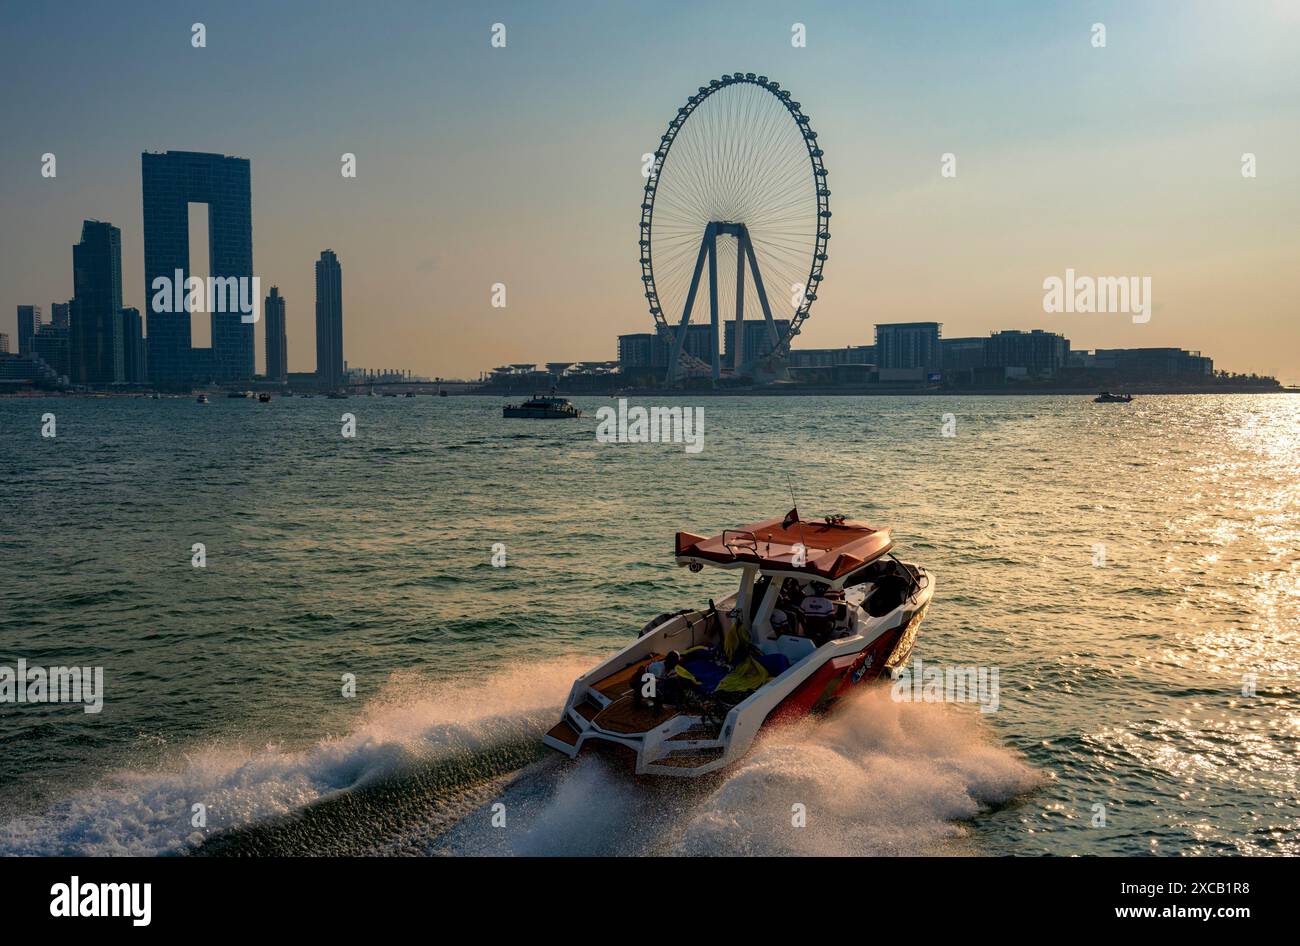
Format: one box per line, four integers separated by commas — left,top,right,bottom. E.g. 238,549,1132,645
674,687,1040,855
0,658,585,856
435,685,1040,856
3,664,1039,857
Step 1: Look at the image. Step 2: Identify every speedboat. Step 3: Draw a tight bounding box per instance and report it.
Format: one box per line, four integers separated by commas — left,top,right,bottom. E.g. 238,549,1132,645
1094,391,1133,403
544,511,933,776
257,392,271,403
196,394,208,404
503,394,581,419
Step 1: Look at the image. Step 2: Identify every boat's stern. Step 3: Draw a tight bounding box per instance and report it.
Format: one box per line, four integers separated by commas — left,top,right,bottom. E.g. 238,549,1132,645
544,687,735,776
542,601,745,776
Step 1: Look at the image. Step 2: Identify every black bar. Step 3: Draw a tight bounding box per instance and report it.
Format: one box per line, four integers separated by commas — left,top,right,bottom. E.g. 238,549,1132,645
2,855,1277,933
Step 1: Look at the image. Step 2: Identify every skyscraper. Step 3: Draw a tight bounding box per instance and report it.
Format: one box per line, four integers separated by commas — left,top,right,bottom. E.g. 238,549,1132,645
264,286,287,383
37,301,73,381
121,307,147,384
141,150,254,385
16,305,41,358
33,322,71,381
71,220,124,384
315,250,343,390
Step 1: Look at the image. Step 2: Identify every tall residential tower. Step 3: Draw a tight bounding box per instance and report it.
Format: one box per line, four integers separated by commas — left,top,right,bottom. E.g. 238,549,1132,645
314,250,343,390
15,305,41,358
264,286,287,383
71,220,124,384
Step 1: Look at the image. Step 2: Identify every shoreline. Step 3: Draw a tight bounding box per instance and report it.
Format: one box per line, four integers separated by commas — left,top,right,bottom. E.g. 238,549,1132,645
479,385,1298,398
3,385,1296,399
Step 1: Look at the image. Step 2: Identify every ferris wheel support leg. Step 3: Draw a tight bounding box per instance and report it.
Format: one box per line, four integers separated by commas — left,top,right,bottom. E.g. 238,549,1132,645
666,222,715,386
742,227,782,350
707,230,720,383
734,230,746,373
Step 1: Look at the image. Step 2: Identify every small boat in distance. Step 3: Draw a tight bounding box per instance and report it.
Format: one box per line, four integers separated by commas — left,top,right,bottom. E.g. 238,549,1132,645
544,512,933,776
196,394,208,404
1094,392,1133,403
257,392,272,403
503,394,581,419
227,390,252,399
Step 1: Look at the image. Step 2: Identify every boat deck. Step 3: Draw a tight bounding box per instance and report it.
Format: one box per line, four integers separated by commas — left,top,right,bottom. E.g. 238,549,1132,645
591,694,679,734
585,654,694,735
592,657,656,700
584,655,734,740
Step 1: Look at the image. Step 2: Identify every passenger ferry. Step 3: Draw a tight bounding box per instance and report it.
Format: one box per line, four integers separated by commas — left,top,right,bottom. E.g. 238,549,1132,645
503,394,581,419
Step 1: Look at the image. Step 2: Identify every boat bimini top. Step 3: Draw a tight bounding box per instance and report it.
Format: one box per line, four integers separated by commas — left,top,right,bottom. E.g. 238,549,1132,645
674,513,893,587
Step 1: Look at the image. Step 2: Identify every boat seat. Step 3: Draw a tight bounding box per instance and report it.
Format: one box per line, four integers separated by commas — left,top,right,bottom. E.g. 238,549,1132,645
679,649,790,696
865,574,909,617
592,656,663,700
771,634,817,664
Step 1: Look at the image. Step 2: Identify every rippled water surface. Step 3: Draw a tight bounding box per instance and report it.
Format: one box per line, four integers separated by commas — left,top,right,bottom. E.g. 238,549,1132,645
0,394,1296,855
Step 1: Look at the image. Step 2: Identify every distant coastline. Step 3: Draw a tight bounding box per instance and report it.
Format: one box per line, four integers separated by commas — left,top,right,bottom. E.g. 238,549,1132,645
3,382,1294,399
477,383,1297,398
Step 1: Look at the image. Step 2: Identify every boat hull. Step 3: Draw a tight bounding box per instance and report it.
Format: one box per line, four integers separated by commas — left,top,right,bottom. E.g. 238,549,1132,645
544,569,933,777
503,407,581,418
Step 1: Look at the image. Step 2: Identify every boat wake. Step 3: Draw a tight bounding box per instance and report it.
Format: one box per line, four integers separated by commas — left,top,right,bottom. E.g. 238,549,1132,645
0,661,1038,857
672,688,1041,856
0,660,583,857
432,684,1041,856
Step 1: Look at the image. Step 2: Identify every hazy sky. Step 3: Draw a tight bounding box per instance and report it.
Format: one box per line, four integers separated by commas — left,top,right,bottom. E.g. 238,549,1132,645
2,1,1297,382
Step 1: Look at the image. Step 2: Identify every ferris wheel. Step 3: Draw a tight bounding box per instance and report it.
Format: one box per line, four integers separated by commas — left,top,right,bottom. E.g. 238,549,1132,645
639,73,830,383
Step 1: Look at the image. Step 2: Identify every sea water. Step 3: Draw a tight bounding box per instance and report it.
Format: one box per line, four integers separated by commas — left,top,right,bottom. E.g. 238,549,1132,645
0,394,1295,855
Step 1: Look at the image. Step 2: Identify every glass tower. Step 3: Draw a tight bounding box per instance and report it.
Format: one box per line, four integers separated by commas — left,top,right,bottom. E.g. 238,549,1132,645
265,286,288,383
314,251,343,390
71,220,124,384
141,150,254,385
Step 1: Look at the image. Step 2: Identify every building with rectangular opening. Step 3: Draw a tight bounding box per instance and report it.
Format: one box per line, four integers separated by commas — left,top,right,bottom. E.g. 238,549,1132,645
142,150,253,384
